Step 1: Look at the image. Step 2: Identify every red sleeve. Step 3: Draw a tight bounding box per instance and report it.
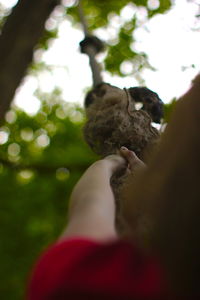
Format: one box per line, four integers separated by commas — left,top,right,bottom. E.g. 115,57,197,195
27,238,168,300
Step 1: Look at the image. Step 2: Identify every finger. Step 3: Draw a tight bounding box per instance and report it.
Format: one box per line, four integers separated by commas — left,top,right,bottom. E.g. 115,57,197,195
120,146,145,172
120,146,137,163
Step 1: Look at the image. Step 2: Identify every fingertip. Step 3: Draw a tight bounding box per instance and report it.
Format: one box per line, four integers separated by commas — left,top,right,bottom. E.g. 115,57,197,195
120,146,128,151
120,146,136,156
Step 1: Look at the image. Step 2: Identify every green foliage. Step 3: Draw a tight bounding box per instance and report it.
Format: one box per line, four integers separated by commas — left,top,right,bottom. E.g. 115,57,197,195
105,18,137,76
148,0,172,17
0,90,98,299
67,0,132,29
67,0,172,30
104,18,154,79
163,98,177,123
36,28,58,51
29,61,53,76
67,0,172,79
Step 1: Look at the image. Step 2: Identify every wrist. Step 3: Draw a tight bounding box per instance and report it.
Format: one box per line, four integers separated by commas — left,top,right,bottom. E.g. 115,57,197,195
91,160,113,177
101,155,126,175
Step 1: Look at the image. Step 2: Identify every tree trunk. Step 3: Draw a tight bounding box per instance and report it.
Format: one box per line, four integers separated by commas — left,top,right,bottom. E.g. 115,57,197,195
0,0,60,121
122,74,200,296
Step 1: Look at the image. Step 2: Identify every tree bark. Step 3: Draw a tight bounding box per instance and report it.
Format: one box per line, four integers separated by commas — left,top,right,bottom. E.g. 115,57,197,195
0,0,60,121
122,74,200,296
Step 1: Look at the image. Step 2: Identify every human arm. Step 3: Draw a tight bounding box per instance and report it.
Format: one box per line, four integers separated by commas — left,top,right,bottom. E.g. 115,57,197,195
60,147,144,241
60,155,126,241
28,149,167,300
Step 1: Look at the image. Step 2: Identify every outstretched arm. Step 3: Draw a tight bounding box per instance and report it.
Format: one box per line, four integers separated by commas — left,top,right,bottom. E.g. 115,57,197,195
60,147,144,241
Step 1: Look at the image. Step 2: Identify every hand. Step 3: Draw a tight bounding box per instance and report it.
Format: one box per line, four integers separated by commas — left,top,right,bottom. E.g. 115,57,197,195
101,147,145,176
119,146,145,173
102,154,127,175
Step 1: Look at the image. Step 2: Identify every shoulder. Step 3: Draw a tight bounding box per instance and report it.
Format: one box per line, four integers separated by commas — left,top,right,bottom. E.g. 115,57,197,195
28,237,167,300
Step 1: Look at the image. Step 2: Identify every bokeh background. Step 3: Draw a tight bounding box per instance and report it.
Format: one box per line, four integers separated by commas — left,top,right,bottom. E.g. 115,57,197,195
0,0,199,299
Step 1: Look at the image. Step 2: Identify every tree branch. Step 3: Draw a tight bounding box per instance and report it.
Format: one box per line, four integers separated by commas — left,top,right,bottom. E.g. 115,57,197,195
0,0,60,121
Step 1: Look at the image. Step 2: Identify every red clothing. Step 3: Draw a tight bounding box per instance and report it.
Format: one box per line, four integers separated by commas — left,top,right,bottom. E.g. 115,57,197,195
28,238,168,300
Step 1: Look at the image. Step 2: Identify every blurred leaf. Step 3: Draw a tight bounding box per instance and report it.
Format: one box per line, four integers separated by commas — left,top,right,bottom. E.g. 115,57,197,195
163,98,177,123
36,28,58,51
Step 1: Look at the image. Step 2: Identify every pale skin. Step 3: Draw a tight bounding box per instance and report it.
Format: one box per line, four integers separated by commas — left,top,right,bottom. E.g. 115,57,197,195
60,147,145,241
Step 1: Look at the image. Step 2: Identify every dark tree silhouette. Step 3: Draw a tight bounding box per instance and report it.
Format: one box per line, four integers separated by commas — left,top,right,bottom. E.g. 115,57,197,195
0,0,60,120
